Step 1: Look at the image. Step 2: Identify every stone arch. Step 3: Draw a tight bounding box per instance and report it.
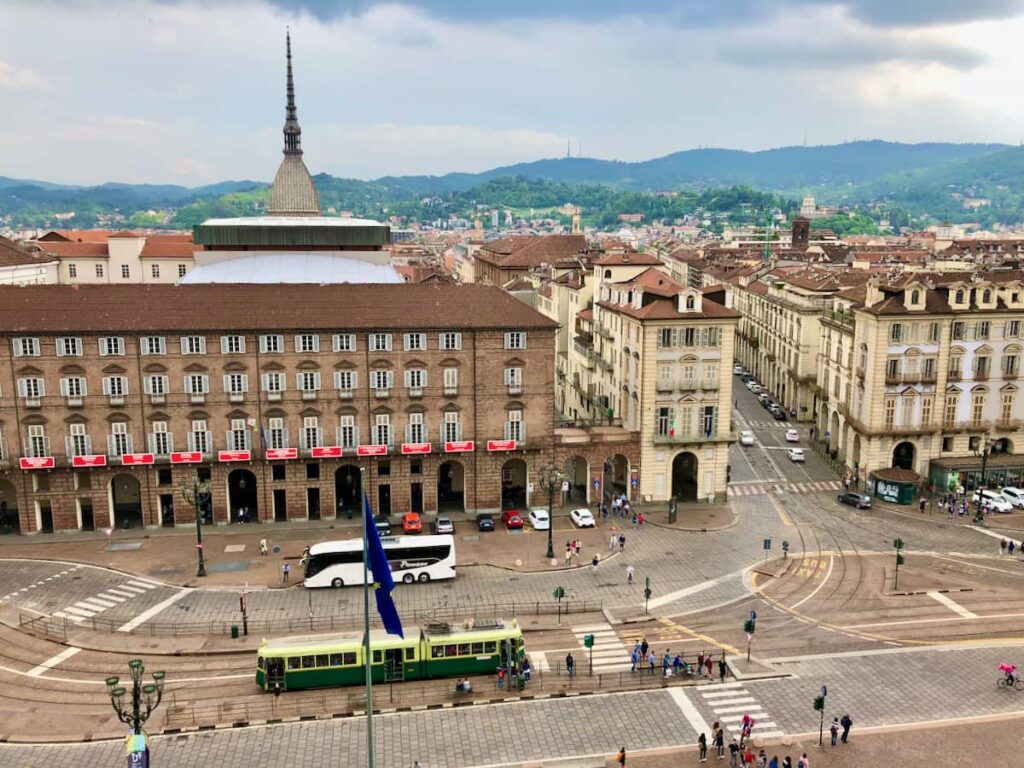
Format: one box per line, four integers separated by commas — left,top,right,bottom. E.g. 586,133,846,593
334,465,362,518
437,460,465,513
829,410,840,453
227,468,258,523
501,458,528,509
0,478,19,533
892,441,916,472
602,454,629,504
563,455,589,504
671,451,698,502
109,473,143,529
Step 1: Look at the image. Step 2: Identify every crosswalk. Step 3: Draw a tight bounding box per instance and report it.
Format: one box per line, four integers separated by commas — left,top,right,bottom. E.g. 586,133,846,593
727,480,842,497
571,621,632,673
698,682,783,741
52,578,162,623
741,420,795,429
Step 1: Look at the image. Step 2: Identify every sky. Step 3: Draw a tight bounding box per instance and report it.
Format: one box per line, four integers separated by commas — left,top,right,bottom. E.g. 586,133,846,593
3,0,1024,186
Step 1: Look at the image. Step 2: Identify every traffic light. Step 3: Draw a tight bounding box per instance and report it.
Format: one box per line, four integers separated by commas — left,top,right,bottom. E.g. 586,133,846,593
583,634,594,648
743,618,756,634
552,586,565,600
644,587,652,599
813,695,825,711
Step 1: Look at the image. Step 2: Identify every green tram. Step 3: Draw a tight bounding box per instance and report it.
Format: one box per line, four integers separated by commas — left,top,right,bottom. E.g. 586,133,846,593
256,619,524,691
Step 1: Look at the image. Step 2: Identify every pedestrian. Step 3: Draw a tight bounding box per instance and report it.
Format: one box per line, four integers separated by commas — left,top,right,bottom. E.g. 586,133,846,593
840,713,852,743
413,761,422,768
626,564,636,583
1011,540,1017,556
697,651,705,674
742,748,755,768
797,753,809,768
706,656,714,678
497,667,505,689
662,650,671,675
728,739,740,768
565,652,575,676
1001,538,1007,555
1019,539,1024,555
637,512,644,527
782,757,792,768
616,747,626,767
698,732,708,762
619,533,626,552
740,713,755,747
673,654,682,676
610,533,617,551
591,554,599,568
719,657,728,683
714,724,725,759
281,562,290,583
640,638,649,660
919,497,926,513
522,656,532,682
575,539,582,557
630,649,639,672
829,717,839,747
631,513,638,528
648,653,656,675
259,537,268,556
768,757,778,768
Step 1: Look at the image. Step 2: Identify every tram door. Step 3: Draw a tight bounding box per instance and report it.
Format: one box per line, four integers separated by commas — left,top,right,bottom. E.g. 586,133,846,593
266,658,285,690
384,648,405,681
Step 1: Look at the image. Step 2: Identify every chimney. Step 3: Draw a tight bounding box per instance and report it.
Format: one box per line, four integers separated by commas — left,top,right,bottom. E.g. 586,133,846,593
863,277,882,308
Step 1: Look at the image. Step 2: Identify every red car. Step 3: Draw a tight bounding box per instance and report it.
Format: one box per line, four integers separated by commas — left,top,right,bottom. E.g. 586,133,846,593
401,512,422,534
501,510,524,529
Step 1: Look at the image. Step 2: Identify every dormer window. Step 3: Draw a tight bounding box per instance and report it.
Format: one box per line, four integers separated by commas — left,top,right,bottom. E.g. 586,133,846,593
955,289,966,304
686,296,695,310
911,290,920,305
982,289,992,304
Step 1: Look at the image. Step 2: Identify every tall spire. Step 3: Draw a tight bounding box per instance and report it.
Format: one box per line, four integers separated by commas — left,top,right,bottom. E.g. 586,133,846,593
283,28,303,156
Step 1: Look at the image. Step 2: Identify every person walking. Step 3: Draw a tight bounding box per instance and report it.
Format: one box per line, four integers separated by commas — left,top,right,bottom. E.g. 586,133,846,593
259,538,268,556
565,542,572,565
797,753,809,768
698,732,708,762
719,657,728,683
610,533,617,552
728,739,740,768
840,713,852,743
706,655,714,678
565,653,575,677
648,652,656,675
626,564,635,583
829,717,839,747
1001,538,1008,555
619,533,626,552
662,650,671,676
630,649,639,672
281,562,290,583
781,757,792,768
768,757,779,768
1011,540,1017,557
697,652,705,675
713,723,725,760
640,638,649,660
616,747,626,767
591,554,600,568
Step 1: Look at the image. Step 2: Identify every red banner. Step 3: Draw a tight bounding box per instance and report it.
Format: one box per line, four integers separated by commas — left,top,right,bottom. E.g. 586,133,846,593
311,446,343,459
487,439,517,452
121,453,155,466
265,448,298,460
19,456,55,470
401,443,431,455
356,444,389,457
72,455,107,468
170,451,203,464
218,450,251,463
444,441,475,453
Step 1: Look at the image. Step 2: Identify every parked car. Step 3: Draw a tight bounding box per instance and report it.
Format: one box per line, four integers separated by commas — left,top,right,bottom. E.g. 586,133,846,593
745,380,759,391
570,508,596,527
759,394,773,407
741,373,754,383
476,513,495,532
501,510,524,529
999,487,1024,508
527,507,550,530
787,448,806,462
771,408,788,421
401,512,422,533
749,384,764,395
375,518,392,537
972,489,1014,513
739,430,756,446
431,516,454,534
733,364,744,375
785,429,800,442
837,492,872,509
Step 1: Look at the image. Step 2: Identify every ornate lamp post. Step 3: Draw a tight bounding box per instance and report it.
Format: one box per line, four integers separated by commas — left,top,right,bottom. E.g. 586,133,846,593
974,433,998,492
538,462,564,561
105,659,165,734
177,471,211,577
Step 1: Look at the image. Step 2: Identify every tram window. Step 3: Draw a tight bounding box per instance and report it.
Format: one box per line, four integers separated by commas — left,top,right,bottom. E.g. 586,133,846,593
373,650,383,663
316,654,329,667
471,642,483,654
458,643,471,655
287,657,301,670
257,657,265,670
446,644,457,656
301,656,315,669
431,646,444,659
405,648,415,660
484,642,496,653
329,654,344,667
344,652,357,665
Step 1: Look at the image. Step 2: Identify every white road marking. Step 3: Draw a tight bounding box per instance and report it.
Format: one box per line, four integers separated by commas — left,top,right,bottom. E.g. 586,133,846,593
27,647,81,677
128,579,160,590
78,597,117,610
96,593,127,603
927,590,978,619
105,588,138,597
667,687,710,737
116,589,191,632
710,697,758,707
63,606,96,617
790,554,835,610
646,566,749,610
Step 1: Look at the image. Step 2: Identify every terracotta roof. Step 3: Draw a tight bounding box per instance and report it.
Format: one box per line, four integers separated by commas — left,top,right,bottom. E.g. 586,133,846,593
598,295,740,321
476,235,586,269
35,241,109,258
139,240,196,259
591,250,661,267
618,267,683,298
0,284,558,334
108,231,142,238
578,308,594,321
0,236,57,268
38,229,122,242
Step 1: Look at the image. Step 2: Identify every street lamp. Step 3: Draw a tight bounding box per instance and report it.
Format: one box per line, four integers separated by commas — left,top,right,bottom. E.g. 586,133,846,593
105,659,166,734
973,433,999,493
538,462,564,561
178,471,211,577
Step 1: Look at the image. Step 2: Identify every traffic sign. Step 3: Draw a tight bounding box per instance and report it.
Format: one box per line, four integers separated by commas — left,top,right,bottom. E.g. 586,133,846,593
763,538,771,550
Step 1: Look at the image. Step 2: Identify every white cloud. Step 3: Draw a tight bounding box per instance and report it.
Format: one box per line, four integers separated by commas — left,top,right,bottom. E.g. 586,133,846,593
0,60,46,91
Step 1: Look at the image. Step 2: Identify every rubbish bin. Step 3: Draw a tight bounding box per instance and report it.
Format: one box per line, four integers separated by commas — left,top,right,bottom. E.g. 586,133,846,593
231,625,239,639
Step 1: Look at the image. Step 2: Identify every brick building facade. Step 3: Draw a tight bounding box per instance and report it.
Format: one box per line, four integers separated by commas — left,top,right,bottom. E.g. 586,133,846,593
0,283,556,533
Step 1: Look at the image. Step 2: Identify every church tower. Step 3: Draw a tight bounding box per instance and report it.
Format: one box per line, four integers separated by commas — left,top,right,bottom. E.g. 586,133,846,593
268,30,321,217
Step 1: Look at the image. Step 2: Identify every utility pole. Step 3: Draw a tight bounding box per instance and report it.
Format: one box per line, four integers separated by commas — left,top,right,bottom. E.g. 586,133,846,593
893,538,905,590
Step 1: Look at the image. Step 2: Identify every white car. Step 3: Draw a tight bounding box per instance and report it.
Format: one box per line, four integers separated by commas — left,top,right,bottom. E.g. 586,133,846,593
971,490,1013,513
785,429,800,443
570,508,596,528
739,430,756,446
527,507,550,530
1000,487,1024,508
733,364,744,375
787,448,806,462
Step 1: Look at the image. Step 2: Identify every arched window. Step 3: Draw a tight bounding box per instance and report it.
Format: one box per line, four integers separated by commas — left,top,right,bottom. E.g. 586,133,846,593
983,289,992,303
955,289,965,303
685,296,695,310
604,269,612,279
911,290,920,304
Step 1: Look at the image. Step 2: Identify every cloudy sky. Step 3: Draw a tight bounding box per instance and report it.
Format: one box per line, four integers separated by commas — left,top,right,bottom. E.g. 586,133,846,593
3,0,1024,186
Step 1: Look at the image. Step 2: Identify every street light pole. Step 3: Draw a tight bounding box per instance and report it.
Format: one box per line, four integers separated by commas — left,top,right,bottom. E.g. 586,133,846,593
538,462,563,561
105,659,165,734
974,434,997,492
178,471,211,577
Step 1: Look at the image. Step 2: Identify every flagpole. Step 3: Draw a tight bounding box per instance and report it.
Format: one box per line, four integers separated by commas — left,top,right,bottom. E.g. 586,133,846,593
361,472,375,768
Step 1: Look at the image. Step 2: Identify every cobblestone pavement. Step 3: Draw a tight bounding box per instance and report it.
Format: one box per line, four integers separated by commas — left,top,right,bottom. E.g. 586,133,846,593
5,644,1024,767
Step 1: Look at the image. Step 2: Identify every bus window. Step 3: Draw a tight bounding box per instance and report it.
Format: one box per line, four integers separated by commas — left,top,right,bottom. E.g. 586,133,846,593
471,642,483,654
288,657,301,670
405,648,415,661
316,654,329,667
431,646,444,659
344,652,358,665
301,655,315,669
329,654,344,666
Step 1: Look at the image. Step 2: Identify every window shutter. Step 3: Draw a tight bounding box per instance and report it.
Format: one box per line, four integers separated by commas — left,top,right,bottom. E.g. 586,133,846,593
184,376,193,394
102,378,111,395
334,371,343,389
181,337,190,354
404,370,412,387
56,340,65,357
59,378,69,397
201,375,209,393
12,339,21,358
16,379,26,397
223,375,232,392
241,374,249,392
386,371,393,389
221,336,230,354
294,335,303,352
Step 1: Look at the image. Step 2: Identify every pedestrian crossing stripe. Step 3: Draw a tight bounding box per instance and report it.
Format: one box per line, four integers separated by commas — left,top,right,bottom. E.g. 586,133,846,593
727,480,842,497
698,685,780,739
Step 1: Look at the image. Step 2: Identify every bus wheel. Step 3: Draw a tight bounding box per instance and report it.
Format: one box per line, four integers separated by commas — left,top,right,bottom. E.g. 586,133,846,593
403,573,415,584
418,572,430,583
331,578,344,588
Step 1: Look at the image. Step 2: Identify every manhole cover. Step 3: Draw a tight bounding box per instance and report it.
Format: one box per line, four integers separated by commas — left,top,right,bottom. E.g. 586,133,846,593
208,560,249,573
107,542,143,551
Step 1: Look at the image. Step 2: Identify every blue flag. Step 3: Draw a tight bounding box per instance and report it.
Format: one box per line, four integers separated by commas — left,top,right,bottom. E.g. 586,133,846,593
363,494,404,638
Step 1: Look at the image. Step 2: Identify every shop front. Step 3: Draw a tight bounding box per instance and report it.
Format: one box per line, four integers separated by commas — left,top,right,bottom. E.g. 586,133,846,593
929,454,1024,495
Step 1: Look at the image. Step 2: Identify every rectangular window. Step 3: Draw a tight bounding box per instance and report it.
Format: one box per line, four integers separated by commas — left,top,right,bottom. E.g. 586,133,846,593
334,370,356,396
227,419,249,452
702,405,716,437
944,393,958,426
102,376,127,397
443,412,461,442
262,372,285,393
1008,320,1021,339
99,337,124,356
301,417,322,450
921,396,933,426
68,264,77,278
224,373,249,395
220,335,245,354
141,336,166,355
259,334,283,353
121,264,130,280
682,328,696,347
371,370,393,392
406,413,425,444
268,417,287,450
656,406,670,437
178,263,187,278
504,331,526,349
886,359,900,382
369,333,392,352
927,322,940,342
504,367,522,394
150,422,171,456
505,409,523,442
67,423,90,457
297,371,321,391
27,425,48,457
180,336,206,355
60,377,87,399
1002,391,1015,422
657,329,674,349
403,333,425,351
884,397,896,429
144,375,168,396
295,334,320,353
189,421,210,453
975,356,990,378
109,423,131,457
13,337,40,357
439,332,462,351
443,367,458,396
374,414,391,446
333,333,356,352
184,374,209,395
405,369,426,393
977,321,990,340
151,264,160,279
56,337,83,356
952,321,964,340
923,358,937,379
972,391,986,424
95,264,104,279
889,323,903,343
1005,354,1019,376
338,416,357,449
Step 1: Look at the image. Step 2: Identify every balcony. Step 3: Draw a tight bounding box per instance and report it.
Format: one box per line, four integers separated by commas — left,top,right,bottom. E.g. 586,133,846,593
653,430,735,445
855,367,865,380
66,396,83,408
997,418,1023,431
189,393,205,404
974,370,990,382
901,373,920,385
149,393,166,405
229,392,245,403
301,390,317,401
921,372,937,384
408,387,424,398
267,391,282,402
593,321,614,339
656,379,674,393
108,395,125,407
24,397,41,409
885,373,901,386
374,388,390,399
948,370,962,382
1004,369,1019,380
443,386,458,397
507,385,522,396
